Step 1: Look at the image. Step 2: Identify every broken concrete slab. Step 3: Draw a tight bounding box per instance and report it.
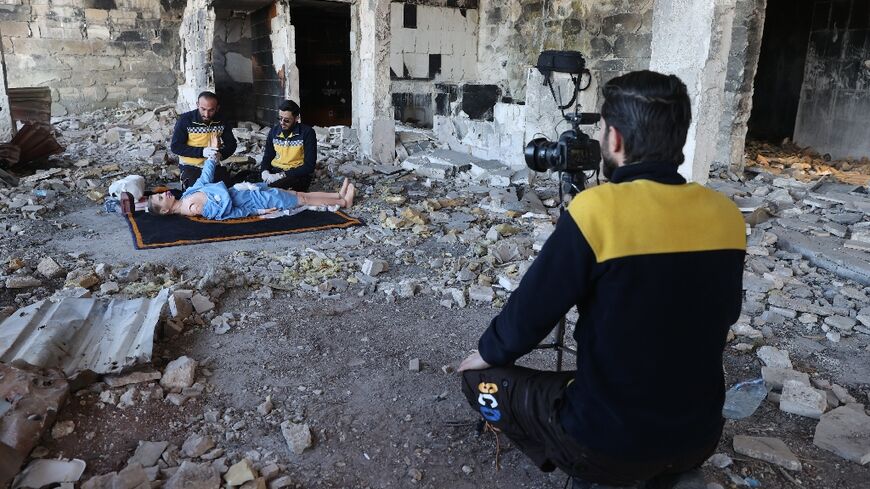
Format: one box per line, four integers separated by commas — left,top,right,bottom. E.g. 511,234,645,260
127,441,169,468
163,461,220,489
761,367,810,391
11,458,86,489
104,370,161,389
773,229,870,286
780,380,827,419
0,365,69,487
733,435,802,471
756,345,792,369
813,406,870,465
0,290,168,378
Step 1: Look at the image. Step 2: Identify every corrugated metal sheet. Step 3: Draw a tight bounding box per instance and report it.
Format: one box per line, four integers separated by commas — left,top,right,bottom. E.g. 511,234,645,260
0,290,167,377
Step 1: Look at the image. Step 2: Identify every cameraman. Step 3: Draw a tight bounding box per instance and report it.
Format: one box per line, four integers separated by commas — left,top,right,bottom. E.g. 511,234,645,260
458,70,746,488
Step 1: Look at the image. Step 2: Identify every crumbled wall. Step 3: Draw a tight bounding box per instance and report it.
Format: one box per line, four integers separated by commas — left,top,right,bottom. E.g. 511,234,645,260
213,9,254,123
0,0,183,116
0,36,12,140
436,0,653,169
177,0,214,111
389,2,478,128
714,0,766,172
794,0,870,159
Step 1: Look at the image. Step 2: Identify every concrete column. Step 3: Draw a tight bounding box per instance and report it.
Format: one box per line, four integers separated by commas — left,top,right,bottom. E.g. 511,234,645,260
270,1,300,104
352,0,394,164
715,0,767,174
650,0,737,184
177,0,216,111
0,32,13,141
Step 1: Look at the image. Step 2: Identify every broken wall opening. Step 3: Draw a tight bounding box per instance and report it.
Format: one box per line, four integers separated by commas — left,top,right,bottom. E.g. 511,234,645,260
390,2,479,129
747,0,814,143
792,0,870,159
251,3,285,126
213,9,255,123
291,0,352,126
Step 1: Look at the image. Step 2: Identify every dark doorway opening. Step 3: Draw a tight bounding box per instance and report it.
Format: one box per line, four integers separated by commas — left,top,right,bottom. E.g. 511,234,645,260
746,0,815,142
213,8,256,123
291,0,353,127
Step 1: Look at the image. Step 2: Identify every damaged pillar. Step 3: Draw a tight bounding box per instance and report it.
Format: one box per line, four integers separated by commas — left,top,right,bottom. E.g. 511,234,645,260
650,0,737,184
177,0,216,110
270,2,300,104
352,0,394,164
715,0,767,174
0,33,12,141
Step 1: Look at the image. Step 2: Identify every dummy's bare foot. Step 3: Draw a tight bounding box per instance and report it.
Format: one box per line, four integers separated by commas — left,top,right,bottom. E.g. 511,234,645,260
339,177,350,197
343,184,356,209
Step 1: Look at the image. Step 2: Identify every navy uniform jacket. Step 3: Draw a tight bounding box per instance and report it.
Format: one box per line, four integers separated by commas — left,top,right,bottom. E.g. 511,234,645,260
170,109,237,167
260,123,317,178
478,161,746,460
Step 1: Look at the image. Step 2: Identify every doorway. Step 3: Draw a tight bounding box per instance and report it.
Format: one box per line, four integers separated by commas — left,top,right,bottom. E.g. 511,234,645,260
290,0,353,127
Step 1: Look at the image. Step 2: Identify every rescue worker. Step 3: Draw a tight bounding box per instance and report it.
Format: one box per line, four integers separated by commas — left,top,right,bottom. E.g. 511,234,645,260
458,71,747,488
170,91,238,190
260,100,317,192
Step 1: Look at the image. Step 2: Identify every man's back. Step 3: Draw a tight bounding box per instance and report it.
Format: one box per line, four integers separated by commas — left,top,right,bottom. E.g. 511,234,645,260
560,162,746,459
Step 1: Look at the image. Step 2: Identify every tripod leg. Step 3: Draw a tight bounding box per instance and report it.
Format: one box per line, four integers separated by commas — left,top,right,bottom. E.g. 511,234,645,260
555,317,566,371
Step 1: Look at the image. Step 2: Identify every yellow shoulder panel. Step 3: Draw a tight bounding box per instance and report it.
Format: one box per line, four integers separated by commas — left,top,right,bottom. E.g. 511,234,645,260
568,180,746,263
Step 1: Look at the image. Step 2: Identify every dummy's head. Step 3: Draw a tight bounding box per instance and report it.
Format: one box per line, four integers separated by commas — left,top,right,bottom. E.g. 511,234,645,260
599,71,691,179
146,190,177,216
278,100,301,132
197,91,220,122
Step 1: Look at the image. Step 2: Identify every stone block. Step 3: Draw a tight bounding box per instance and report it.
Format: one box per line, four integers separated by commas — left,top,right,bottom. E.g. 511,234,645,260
0,21,30,37
733,435,802,471
780,380,827,419
85,8,109,22
87,25,110,40
813,406,870,465
761,367,810,391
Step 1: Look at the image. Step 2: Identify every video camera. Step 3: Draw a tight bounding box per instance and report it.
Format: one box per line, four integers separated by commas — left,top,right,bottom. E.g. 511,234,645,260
524,51,601,196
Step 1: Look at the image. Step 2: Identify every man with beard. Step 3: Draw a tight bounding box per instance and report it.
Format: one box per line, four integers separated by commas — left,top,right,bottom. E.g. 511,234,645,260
260,100,317,192
457,71,746,488
170,91,238,190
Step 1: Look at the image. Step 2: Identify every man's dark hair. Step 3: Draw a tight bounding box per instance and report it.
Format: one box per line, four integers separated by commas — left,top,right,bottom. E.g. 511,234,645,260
600,71,691,165
197,91,219,103
279,100,301,116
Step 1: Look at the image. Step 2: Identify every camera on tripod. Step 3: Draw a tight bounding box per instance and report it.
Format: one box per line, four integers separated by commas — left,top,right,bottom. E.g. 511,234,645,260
524,51,602,197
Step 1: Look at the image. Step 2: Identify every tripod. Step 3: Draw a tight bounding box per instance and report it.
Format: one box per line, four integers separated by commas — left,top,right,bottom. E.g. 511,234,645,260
532,171,594,371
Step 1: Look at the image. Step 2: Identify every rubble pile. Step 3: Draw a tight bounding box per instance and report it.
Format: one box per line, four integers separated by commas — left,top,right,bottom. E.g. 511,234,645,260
746,140,870,186
0,108,869,487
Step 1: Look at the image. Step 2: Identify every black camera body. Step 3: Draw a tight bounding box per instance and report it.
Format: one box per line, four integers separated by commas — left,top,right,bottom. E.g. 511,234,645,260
524,51,601,194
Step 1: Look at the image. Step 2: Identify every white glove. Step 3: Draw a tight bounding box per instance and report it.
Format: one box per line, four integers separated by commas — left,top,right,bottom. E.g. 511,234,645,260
203,147,221,160
261,170,282,184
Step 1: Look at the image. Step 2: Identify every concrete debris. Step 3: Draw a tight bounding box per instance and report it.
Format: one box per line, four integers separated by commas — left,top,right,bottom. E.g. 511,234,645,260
780,380,828,419
224,458,256,486
732,435,802,471
161,356,198,392
0,364,69,486
182,434,215,458
127,441,169,468
813,406,870,465
11,458,85,489
761,367,810,391
280,421,313,455
164,461,220,489
105,370,162,389
756,346,792,369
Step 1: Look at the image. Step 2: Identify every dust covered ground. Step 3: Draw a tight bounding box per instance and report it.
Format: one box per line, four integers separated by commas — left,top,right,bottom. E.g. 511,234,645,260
1,110,869,488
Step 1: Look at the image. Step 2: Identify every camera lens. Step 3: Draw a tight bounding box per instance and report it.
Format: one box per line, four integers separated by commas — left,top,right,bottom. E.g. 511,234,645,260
524,138,561,172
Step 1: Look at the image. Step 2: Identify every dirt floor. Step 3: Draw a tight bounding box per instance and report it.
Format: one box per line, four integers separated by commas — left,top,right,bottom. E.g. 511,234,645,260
2,131,869,488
